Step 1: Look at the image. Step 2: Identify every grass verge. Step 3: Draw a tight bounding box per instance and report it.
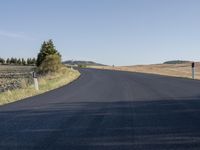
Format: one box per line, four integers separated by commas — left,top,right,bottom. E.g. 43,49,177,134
0,67,80,105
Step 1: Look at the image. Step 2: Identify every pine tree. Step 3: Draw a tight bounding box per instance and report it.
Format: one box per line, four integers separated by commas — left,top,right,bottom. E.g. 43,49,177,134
0,58,5,64
17,58,22,65
6,58,10,64
10,57,15,64
27,58,30,65
32,58,36,65
22,58,26,65
36,40,61,67
14,58,17,64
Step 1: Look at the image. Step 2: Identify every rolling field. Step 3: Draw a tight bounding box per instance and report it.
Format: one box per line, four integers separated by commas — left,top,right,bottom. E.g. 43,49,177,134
90,62,200,80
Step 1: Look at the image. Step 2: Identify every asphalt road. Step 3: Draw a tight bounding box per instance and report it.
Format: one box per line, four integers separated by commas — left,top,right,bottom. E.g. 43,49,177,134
1,68,200,150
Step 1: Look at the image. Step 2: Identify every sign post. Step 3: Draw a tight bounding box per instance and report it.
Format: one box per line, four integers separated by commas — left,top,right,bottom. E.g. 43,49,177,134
192,62,195,80
33,72,39,91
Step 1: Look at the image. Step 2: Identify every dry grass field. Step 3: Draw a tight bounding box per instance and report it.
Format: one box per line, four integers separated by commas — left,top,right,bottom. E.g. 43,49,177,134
90,62,200,80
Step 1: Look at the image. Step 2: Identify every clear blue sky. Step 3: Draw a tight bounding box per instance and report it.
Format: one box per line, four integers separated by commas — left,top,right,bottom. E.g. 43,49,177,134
0,0,199,66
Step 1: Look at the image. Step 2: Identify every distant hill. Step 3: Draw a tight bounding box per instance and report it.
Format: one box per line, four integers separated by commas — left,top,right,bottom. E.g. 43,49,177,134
163,60,192,64
63,60,106,66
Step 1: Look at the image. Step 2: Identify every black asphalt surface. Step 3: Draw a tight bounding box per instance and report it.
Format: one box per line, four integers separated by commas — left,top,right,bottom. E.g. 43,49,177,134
1,68,200,150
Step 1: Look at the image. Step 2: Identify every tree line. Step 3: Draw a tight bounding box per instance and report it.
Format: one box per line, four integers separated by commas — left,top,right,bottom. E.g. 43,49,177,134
36,39,62,73
0,57,36,65
0,39,62,73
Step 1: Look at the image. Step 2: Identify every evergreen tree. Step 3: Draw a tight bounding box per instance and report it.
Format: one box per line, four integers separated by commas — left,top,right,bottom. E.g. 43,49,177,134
36,40,61,67
17,58,22,65
14,58,17,64
10,57,15,64
31,58,36,65
22,58,26,65
0,58,5,64
27,58,31,65
6,58,10,64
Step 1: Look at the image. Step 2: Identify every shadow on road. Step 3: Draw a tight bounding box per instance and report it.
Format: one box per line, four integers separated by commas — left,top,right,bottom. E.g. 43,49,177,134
1,97,200,150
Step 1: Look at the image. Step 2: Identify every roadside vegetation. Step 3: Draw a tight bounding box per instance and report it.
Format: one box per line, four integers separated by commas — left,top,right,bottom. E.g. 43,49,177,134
0,67,79,105
78,64,87,68
0,39,80,105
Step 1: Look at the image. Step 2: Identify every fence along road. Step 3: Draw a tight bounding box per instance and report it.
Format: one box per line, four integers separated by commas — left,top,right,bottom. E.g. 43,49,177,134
1,68,200,150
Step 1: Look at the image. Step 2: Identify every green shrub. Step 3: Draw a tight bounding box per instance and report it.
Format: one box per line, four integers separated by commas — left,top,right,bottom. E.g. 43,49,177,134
39,54,62,73
36,39,61,67
78,64,87,68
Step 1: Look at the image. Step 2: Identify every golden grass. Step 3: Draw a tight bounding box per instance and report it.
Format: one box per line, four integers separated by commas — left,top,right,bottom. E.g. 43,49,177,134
90,63,200,80
0,67,80,105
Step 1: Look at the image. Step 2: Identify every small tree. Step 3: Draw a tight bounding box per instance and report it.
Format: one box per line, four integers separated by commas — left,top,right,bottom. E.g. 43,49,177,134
14,58,18,64
22,58,26,65
27,58,31,65
31,58,36,65
39,54,62,73
36,40,61,67
17,58,22,65
10,57,15,64
6,58,10,64
0,58,5,64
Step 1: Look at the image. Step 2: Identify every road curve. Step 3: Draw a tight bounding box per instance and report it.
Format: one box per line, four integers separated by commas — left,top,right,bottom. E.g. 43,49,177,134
1,68,200,150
